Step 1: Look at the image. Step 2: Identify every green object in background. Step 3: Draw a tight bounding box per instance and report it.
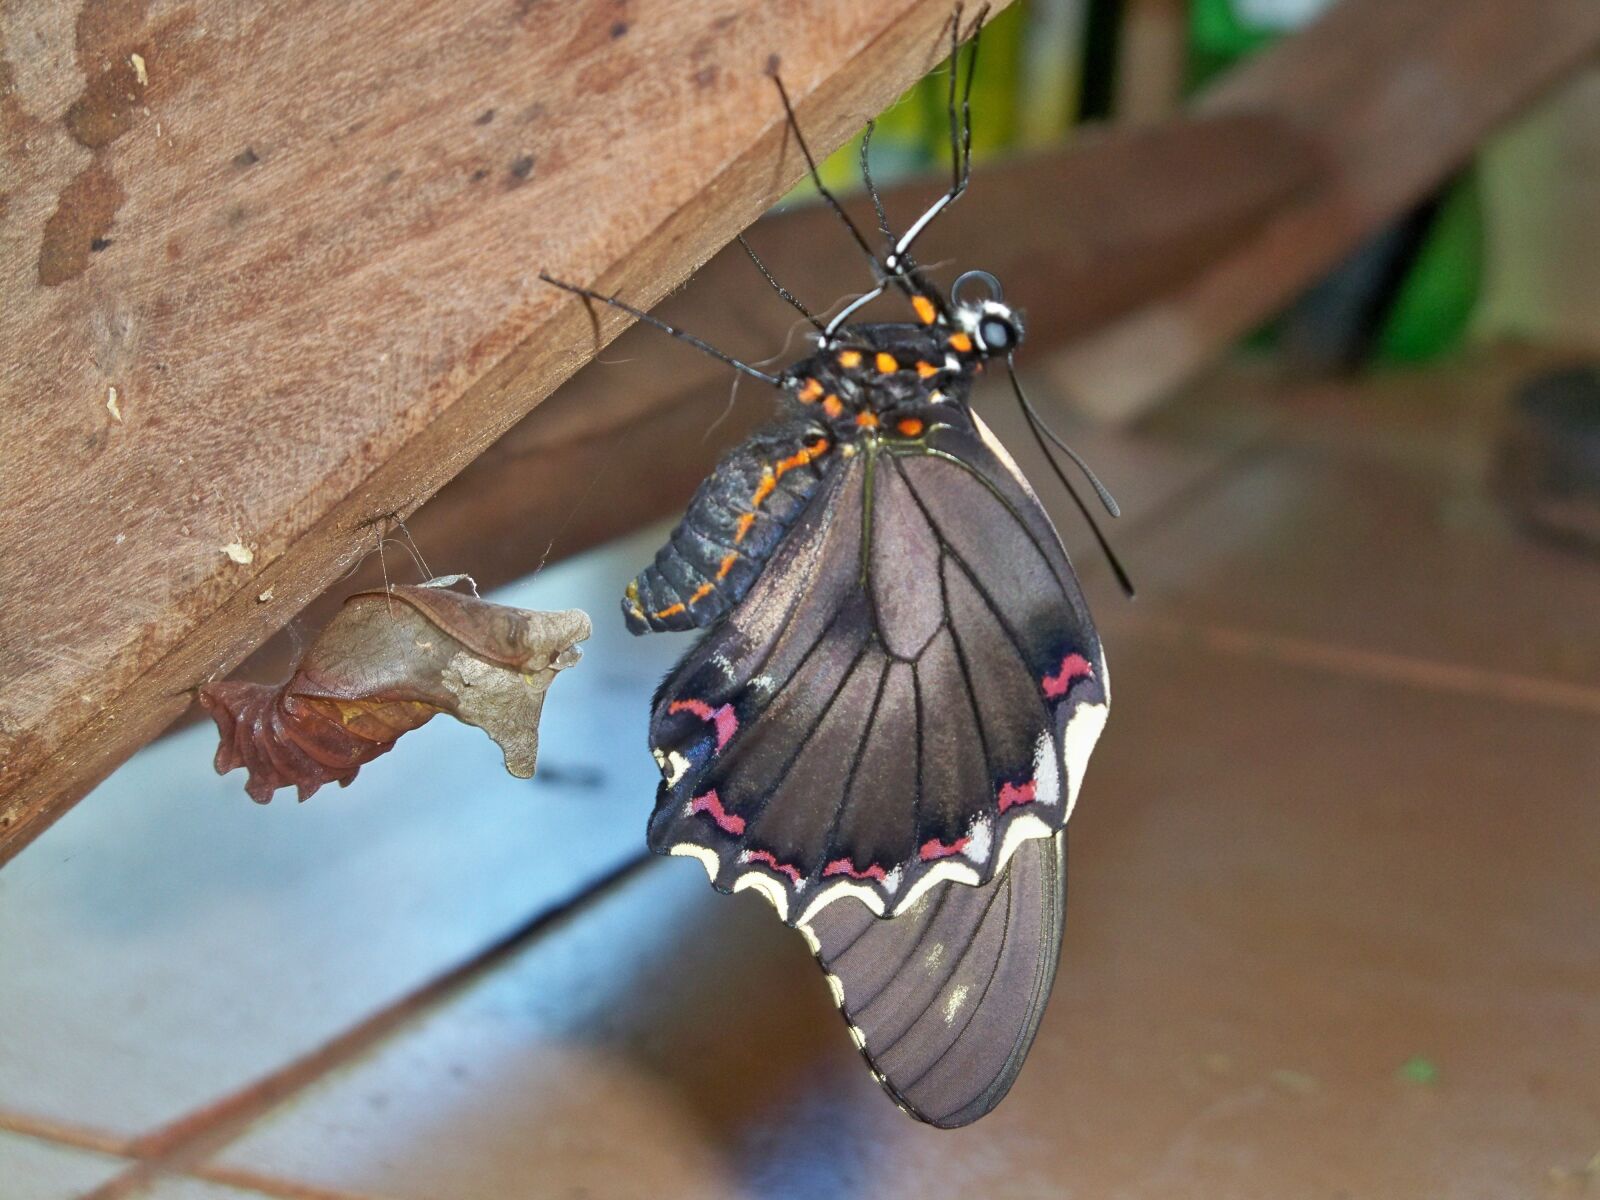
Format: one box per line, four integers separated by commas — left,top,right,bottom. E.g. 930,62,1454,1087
1189,0,1284,87
1377,173,1485,363
1396,1056,1441,1086
933,0,1026,162
1189,0,1482,364
805,1,1073,200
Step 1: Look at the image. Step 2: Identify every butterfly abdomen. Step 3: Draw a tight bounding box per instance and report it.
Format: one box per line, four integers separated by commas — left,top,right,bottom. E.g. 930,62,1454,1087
624,423,834,634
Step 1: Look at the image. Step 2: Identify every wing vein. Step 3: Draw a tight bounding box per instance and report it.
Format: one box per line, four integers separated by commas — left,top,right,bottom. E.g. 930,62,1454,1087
872,862,1016,1061
680,599,847,786
897,444,1073,595
898,868,1020,1097
739,633,877,845
897,459,1054,725
849,884,957,1016
820,656,893,871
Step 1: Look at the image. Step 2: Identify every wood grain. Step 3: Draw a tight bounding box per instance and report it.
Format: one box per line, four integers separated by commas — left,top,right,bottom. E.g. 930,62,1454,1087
1054,0,1600,421
0,0,1007,862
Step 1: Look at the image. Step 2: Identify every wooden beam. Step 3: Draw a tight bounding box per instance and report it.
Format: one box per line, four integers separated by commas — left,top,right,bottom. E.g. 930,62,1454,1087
1054,0,1600,422
0,0,1009,862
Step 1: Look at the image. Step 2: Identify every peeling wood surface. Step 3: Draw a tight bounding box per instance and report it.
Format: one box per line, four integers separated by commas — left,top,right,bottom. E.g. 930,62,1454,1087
1054,0,1600,421
0,0,1007,861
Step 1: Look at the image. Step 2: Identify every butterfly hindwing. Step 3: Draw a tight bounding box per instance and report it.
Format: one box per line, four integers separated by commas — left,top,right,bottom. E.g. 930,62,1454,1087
647,413,1107,926
801,829,1067,1128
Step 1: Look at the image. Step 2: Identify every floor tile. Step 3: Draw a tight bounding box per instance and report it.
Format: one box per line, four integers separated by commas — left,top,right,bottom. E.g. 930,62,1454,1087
217,863,798,1200
139,1176,298,1199
1120,446,1600,687
986,361,1248,567
1145,348,1553,481
994,353,1600,689
0,1129,129,1200
0,527,691,1137
215,631,1600,1199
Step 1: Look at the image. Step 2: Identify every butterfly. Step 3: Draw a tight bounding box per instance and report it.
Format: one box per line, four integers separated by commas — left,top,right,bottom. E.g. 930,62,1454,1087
542,4,1125,1128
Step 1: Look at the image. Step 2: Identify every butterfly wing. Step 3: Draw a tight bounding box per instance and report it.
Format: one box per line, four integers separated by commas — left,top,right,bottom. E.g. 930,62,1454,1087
801,829,1067,1128
647,414,1107,927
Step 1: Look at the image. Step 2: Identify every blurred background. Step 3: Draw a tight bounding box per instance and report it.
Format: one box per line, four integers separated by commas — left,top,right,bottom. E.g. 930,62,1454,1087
2,1,1598,1197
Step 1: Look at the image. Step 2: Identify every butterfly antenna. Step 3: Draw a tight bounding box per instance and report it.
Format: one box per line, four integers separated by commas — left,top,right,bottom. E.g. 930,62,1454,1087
540,273,781,385
1006,359,1135,597
737,234,824,332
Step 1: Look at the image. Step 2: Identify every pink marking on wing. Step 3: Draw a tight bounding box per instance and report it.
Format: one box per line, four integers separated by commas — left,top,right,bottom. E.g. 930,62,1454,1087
919,836,972,862
668,698,739,750
744,849,803,884
998,779,1036,812
688,790,745,835
1043,652,1093,699
709,705,738,749
823,858,887,882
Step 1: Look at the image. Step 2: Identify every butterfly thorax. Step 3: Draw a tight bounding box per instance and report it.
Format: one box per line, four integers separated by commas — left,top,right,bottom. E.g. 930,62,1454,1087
622,302,1022,636
780,320,986,443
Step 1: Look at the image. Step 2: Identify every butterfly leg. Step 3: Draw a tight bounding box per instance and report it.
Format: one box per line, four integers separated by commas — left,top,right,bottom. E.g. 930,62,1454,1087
539,273,782,385
886,3,989,273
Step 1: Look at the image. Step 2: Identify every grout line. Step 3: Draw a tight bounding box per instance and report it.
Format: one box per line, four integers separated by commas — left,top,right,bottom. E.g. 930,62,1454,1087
1122,433,1277,541
1070,430,1279,597
1109,610,1600,717
185,1162,394,1200
76,851,656,1200
1066,418,1600,717
0,1109,135,1158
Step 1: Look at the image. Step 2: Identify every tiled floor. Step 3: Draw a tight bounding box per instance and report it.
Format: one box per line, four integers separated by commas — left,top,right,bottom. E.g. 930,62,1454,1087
2,349,1597,1199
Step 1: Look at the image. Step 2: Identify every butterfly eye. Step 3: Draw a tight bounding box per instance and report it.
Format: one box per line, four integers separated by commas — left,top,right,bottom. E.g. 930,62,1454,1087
980,317,1015,352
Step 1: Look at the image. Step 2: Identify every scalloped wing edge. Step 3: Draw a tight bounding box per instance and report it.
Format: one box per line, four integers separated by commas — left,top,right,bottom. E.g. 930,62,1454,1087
660,659,1107,926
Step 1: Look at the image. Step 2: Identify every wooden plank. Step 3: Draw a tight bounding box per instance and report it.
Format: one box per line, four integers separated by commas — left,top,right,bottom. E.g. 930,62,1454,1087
0,0,1009,862
226,111,1318,691
1052,0,1600,421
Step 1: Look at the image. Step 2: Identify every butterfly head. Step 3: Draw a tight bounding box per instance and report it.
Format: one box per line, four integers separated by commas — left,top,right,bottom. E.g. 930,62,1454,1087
949,269,1023,359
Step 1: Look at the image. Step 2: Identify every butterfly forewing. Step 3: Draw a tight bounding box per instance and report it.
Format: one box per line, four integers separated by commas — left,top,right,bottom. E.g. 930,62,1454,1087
647,415,1107,926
